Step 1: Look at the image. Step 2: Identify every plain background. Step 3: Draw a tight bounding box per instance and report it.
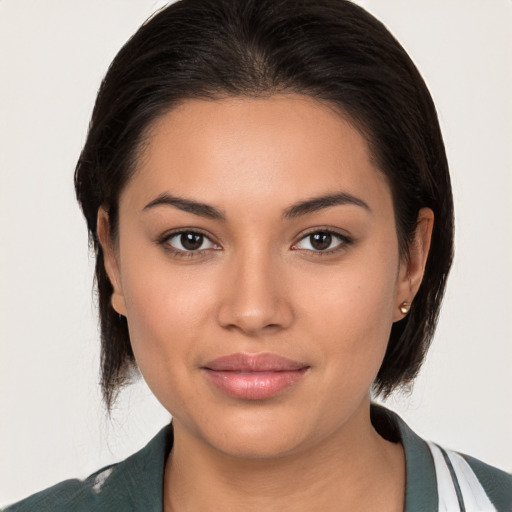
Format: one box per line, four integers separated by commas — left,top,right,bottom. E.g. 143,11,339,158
1,0,511,506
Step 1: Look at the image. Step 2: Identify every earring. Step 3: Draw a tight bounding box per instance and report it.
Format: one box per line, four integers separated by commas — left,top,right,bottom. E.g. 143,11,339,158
399,301,411,315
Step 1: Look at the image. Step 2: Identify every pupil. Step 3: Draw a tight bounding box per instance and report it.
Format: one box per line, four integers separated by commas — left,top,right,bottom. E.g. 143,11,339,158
181,233,203,250
311,232,332,250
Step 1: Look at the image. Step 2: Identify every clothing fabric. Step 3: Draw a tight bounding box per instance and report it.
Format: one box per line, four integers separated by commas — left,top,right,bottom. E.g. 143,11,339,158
4,406,511,511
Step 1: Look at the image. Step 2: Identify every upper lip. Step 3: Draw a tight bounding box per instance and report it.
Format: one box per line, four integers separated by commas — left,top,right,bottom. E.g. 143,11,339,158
202,353,308,372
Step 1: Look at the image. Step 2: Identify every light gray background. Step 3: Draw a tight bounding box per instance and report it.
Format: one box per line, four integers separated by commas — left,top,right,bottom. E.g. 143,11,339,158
1,0,511,506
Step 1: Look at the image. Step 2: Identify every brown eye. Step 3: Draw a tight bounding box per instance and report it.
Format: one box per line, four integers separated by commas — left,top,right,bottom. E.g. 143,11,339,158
181,233,204,250
310,232,332,250
165,231,217,252
294,230,350,253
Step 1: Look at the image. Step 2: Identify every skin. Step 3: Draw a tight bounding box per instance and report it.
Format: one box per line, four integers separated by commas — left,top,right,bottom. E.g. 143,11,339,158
98,95,433,512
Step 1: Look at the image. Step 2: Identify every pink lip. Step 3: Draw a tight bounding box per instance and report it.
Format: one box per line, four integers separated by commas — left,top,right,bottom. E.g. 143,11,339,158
202,353,309,400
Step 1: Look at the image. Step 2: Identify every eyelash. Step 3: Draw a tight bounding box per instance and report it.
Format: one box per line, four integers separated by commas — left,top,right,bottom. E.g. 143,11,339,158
292,229,353,256
158,229,220,259
158,228,353,258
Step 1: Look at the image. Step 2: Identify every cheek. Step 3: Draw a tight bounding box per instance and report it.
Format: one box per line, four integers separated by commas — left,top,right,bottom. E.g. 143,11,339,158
295,243,399,379
118,251,219,397
125,276,215,336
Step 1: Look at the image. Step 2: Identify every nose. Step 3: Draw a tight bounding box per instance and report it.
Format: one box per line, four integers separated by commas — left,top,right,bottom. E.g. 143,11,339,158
216,248,294,336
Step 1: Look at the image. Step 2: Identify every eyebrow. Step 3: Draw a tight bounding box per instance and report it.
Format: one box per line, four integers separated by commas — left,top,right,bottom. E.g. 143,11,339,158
142,191,371,220
143,193,226,220
282,192,371,219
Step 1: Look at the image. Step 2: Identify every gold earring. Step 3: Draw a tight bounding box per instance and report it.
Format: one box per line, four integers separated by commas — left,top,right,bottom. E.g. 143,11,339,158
399,301,411,315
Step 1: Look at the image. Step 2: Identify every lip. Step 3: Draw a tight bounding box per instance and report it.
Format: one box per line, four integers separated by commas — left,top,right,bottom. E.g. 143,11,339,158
202,353,309,400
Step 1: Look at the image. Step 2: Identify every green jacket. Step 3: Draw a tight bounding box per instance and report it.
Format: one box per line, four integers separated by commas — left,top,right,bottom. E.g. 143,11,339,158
4,406,511,511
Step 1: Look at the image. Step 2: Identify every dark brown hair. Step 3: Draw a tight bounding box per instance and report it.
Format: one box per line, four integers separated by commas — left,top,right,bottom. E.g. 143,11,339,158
74,0,454,410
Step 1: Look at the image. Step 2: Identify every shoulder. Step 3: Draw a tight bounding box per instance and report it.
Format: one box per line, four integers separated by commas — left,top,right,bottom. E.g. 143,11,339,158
3,425,172,512
3,465,117,512
372,404,512,512
458,450,512,512
428,443,512,511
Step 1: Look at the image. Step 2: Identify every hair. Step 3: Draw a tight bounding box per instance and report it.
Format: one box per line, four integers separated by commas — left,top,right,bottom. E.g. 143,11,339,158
75,0,454,410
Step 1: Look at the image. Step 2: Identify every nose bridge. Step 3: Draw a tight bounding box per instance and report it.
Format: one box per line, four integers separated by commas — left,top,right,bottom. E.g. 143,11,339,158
217,242,292,334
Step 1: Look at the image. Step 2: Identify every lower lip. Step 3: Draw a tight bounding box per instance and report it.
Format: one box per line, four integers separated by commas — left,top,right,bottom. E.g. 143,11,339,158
203,369,308,400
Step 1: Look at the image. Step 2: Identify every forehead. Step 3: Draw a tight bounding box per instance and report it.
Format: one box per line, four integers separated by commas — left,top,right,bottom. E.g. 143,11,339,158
123,94,392,215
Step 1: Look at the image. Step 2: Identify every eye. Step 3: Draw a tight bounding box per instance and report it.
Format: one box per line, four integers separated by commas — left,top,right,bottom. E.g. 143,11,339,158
165,231,218,252
293,230,350,252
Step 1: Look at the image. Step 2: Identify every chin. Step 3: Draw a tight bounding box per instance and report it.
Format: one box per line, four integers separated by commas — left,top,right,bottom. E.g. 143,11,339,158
173,401,313,460
208,423,308,460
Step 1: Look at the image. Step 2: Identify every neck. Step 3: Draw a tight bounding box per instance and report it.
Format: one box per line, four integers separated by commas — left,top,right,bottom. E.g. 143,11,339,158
163,403,405,512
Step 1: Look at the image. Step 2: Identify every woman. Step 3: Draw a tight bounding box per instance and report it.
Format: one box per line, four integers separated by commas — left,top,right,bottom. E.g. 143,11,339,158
4,0,511,511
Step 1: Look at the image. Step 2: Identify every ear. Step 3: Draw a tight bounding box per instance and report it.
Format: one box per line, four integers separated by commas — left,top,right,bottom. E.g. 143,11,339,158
393,207,434,322
96,207,127,316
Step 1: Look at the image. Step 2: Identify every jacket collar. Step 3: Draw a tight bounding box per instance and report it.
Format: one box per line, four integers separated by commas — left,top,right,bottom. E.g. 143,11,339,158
371,404,438,512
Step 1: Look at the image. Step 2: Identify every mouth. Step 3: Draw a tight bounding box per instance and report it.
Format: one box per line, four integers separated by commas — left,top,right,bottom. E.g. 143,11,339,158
201,353,310,400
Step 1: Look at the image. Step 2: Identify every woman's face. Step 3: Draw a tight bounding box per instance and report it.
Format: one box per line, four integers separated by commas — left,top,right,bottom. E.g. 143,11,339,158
100,95,429,458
